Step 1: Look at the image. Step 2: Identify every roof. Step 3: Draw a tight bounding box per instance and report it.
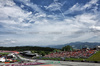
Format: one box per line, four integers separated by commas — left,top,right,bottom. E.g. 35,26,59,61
97,46,100,48
23,51,31,53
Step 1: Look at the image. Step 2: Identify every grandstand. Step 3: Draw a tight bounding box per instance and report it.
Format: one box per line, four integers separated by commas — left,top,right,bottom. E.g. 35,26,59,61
44,49,96,58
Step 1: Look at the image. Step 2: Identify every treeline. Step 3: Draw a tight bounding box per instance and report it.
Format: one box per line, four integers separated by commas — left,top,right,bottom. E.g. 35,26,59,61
0,45,73,52
0,46,55,51
0,45,73,56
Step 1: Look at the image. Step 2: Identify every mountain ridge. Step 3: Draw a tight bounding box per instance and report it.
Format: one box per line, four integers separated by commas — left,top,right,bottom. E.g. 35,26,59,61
48,42,100,49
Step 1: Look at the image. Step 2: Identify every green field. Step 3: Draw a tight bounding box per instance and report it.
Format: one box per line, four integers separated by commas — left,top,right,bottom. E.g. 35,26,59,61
65,58,84,61
87,51,100,61
0,52,9,55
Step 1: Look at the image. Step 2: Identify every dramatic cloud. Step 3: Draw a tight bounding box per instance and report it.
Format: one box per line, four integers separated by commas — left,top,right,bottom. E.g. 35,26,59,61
64,0,99,14
45,2,62,11
0,0,100,46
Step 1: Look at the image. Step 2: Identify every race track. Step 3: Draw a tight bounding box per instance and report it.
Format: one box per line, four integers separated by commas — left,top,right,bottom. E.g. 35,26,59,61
0,54,100,66
35,60,100,66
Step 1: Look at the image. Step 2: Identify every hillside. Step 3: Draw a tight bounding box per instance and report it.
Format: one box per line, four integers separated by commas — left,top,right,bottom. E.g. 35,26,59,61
87,51,100,61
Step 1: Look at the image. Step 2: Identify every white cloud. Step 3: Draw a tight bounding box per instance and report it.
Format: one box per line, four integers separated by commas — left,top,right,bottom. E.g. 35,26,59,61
20,4,24,8
45,2,61,11
83,0,98,9
0,0,100,46
0,39,16,45
90,26,100,30
64,0,99,14
35,13,46,18
45,0,65,12
0,0,35,30
0,0,15,7
19,0,45,15
75,13,97,25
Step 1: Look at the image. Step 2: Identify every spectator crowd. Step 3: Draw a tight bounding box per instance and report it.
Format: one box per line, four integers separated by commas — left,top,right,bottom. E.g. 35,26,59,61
44,49,96,58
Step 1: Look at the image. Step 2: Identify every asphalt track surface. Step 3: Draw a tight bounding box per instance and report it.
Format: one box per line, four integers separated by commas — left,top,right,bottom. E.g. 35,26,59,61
34,60,100,66
0,61,100,66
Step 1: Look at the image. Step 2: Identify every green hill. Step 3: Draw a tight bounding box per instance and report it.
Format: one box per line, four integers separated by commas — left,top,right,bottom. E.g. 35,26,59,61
49,42,100,49
87,51,100,61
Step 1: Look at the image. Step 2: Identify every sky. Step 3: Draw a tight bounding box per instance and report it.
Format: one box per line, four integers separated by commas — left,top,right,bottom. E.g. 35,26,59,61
0,0,100,47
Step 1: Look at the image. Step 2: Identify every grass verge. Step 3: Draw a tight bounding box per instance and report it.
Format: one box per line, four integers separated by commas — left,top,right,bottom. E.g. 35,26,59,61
86,51,100,61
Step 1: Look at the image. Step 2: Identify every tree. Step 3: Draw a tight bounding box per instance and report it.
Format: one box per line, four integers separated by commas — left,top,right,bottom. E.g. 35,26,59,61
40,51,46,56
62,45,73,51
31,51,35,53
53,49,61,53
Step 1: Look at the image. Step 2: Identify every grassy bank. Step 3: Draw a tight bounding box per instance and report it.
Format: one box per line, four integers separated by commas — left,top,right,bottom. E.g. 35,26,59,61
40,57,85,61
65,58,84,61
40,51,100,62
0,52,9,55
87,51,100,61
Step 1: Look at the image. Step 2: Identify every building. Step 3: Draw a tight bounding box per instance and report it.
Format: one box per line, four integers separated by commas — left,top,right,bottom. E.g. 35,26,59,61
96,46,100,51
20,51,40,57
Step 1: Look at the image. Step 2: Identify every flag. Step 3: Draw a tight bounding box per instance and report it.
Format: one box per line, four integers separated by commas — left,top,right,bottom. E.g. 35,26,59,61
81,45,82,49
70,48,72,51
64,49,65,51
